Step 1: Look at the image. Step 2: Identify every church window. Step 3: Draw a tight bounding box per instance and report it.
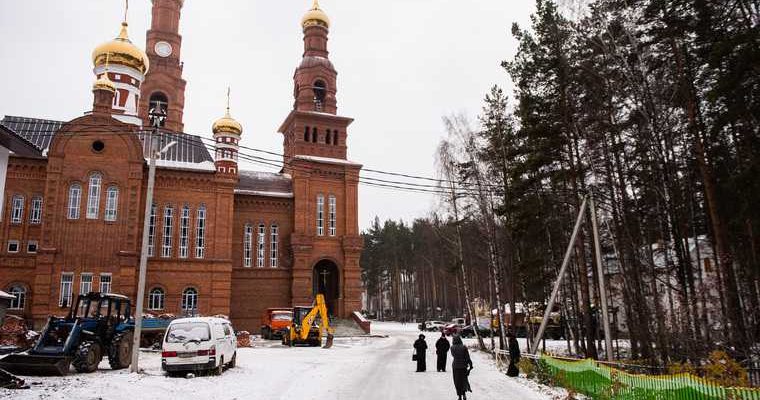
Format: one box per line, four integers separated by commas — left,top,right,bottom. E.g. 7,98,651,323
312,127,318,143
104,187,118,221
195,205,206,259
243,224,253,268
162,205,174,258
8,286,26,310
68,184,82,220
80,273,93,296
333,132,339,145
86,173,102,219
313,80,326,111
148,92,169,127
179,205,190,258
10,195,24,224
257,224,265,267
149,288,165,310
325,130,332,144
27,240,38,253
270,224,278,268
328,195,336,236
316,194,325,236
30,197,42,224
147,203,157,256
7,240,19,253
99,274,112,293
181,288,198,312
59,273,73,307
304,126,310,142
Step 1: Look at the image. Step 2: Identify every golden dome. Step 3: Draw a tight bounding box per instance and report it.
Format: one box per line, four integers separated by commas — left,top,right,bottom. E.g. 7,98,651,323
92,22,149,74
212,110,242,135
92,72,116,93
301,0,330,29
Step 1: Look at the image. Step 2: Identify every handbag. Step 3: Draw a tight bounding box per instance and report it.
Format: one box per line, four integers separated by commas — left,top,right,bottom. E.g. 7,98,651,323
412,350,418,361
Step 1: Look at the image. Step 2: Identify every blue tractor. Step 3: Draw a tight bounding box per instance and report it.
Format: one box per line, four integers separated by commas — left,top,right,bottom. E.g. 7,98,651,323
0,292,134,376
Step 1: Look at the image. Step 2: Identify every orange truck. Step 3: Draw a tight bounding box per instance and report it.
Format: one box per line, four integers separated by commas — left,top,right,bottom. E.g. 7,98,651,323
261,308,293,340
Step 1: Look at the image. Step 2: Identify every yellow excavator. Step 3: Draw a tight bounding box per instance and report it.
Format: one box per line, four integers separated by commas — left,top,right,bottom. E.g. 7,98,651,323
282,294,335,348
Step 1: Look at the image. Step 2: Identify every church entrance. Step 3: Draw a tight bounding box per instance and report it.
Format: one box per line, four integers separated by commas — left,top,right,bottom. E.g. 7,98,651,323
313,260,339,316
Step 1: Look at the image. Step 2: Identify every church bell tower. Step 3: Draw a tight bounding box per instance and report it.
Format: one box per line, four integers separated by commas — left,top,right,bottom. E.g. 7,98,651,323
139,0,187,132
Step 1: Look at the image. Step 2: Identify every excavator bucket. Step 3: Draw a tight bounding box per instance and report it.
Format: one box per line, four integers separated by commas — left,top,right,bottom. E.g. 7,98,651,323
0,354,72,376
323,333,334,349
0,367,27,389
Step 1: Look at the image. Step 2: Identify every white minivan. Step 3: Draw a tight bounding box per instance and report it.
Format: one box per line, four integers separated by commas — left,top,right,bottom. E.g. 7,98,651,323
161,317,237,375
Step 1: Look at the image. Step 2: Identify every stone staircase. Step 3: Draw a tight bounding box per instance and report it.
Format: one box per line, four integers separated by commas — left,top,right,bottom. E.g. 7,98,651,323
331,319,368,337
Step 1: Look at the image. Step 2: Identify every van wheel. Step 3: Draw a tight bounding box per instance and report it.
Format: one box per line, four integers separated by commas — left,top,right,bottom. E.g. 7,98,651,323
214,356,224,375
228,352,236,369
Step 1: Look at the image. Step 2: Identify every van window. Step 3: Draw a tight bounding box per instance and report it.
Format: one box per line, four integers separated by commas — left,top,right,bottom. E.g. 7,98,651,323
166,322,211,343
223,324,231,336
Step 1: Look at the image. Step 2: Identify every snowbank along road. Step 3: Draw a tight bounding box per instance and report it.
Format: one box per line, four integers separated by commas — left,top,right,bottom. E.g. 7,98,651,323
1,322,556,400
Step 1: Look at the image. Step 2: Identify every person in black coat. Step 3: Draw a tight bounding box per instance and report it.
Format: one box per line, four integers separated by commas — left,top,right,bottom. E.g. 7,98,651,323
507,330,521,377
450,335,473,400
413,334,428,372
435,332,451,372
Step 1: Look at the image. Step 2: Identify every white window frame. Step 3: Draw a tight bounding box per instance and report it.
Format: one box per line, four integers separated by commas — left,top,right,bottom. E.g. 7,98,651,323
104,186,118,221
8,286,26,310
30,197,42,224
86,173,102,219
27,240,38,254
11,195,24,224
80,273,93,296
179,205,190,259
270,224,278,268
59,273,73,307
162,206,174,258
316,194,324,236
243,224,253,268
149,288,165,310
257,223,265,267
7,240,19,253
147,203,157,256
181,288,198,312
68,184,82,219
195,205,206,259
328,195,336,237
99,273,112,293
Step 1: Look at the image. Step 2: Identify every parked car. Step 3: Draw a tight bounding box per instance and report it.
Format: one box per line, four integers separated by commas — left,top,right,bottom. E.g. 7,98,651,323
422,321,446,332
443,323,461,336
161,317,237,375
460,324,492,338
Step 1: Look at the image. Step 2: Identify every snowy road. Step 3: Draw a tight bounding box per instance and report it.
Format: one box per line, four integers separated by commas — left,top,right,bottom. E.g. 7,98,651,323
1,322,558,400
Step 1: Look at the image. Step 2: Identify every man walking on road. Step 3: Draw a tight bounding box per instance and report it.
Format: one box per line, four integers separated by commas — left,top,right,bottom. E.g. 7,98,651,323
413,334,428,372
435,332,450,372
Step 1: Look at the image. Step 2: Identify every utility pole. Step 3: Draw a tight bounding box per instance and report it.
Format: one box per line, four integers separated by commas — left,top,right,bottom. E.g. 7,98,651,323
131,108,173,373
589,194,614,362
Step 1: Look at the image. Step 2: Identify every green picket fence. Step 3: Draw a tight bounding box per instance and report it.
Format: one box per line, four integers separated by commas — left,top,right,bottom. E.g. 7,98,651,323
539,355,760,400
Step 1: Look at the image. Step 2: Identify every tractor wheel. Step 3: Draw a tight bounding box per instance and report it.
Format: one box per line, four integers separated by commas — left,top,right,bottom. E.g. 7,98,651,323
108,331,133,370
73,341,102,373
228,352,236,369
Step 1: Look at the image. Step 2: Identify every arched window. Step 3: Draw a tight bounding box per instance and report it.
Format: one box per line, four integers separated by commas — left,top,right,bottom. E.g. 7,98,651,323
325,130,332,144
10,195,24,224
195,205,206,259
313,80,326,111
104,186,119,221
179,205,190,259
9,286,26,310
311,127,318,143
257,223,266,267
316,194,325,236
148,288,165,310
148,92,168,127
333,131,339,146
30,196,43,224
328,195,336,237
86,173,102,219
270,224,279,268
162,205,174,258
304,126,310,142
243,224,253,267
147,203,157,256
181,287,198,311
68,184,82,219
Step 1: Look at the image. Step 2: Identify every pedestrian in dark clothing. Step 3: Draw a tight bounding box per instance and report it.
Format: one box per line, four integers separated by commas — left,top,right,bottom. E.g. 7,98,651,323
435,333,450,372
507,331,521,377
450,335,473,400
413,334,427,372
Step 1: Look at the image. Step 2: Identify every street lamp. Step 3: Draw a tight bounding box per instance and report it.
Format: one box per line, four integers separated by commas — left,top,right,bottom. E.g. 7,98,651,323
130,109,175,373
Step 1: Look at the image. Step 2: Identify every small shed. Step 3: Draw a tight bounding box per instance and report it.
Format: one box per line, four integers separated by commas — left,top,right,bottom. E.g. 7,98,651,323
0,290,14,325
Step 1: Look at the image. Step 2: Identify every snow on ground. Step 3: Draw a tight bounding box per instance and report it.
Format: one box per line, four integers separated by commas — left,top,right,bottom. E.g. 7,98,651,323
2,322,564,400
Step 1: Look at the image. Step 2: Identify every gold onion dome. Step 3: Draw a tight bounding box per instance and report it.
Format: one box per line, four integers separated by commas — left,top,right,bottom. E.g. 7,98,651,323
302,0,330,29
92,22,149,74
212,110,243,135
92,72,116,93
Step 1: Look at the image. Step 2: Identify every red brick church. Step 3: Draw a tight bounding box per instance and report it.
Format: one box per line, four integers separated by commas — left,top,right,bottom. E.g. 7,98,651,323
0,0,363,332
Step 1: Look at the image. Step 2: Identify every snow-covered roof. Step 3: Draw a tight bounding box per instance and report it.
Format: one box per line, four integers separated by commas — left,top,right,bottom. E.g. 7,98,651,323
294,154,362,167
236,169,293,198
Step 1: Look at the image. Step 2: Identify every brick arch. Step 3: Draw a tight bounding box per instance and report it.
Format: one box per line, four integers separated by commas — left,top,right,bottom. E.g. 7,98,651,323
49,117,146,164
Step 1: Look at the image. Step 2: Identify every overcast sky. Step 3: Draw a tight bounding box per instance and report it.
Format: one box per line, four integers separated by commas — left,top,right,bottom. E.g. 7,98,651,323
0,0,536,230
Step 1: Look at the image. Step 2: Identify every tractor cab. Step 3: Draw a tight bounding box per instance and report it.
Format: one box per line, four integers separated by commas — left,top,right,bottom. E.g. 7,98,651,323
0,292,135,376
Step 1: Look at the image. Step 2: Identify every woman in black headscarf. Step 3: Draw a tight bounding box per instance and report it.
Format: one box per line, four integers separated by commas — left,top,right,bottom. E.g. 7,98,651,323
450,335,473,400
506,330,521,377
413,334,428,372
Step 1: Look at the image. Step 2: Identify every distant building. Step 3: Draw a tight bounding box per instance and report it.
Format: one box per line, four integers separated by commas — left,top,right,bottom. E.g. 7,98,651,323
0,0,363,332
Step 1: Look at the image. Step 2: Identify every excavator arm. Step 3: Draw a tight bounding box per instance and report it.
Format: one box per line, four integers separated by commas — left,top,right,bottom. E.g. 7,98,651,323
297,294,334,348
